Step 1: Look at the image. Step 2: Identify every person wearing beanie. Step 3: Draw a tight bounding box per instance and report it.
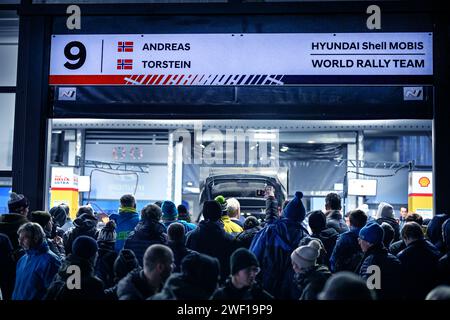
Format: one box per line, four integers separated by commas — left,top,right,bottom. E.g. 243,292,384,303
291,240,331,300
162,201,197,233
380,222,395,248
397,222,441,300
307,210,338,267
161,200,178,225
376,201,400,242
49,205,67,229
109,194,140,253
45,235,106,300
0,193,29,252
104,249,141,300
30,211,52,231
249,191,309,299
318,271,375,300
167,222,197,273
12,223,61,300
63,212,99,255
357,222,402,300
235,216,262,249
177,204,191,223
124,204,168,267
186,200,236,282
214,195,243,235
324,193,349,234
30,211,64,258
151,252,220,300
330,209,367,273
7,192,29,216
211,248,273,300
95,220,118,289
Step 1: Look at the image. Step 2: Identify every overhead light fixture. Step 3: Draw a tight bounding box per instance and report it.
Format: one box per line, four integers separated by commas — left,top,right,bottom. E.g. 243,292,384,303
254,132,277,140
307,140,315,144
280,146,289,152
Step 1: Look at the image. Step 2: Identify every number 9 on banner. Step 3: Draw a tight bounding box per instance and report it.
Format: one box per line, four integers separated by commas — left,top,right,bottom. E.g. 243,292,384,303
64,41,86,70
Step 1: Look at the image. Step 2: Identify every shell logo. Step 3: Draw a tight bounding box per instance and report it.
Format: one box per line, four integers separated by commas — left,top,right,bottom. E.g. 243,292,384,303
418,176,430,187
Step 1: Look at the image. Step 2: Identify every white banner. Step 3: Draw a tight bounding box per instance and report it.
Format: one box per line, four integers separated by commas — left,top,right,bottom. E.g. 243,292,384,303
51,167,79,190
49,32,433,86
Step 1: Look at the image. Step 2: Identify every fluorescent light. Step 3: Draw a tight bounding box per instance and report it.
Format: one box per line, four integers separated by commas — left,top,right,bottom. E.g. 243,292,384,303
307,140,315,144
280,146,289,152
254,133,277,140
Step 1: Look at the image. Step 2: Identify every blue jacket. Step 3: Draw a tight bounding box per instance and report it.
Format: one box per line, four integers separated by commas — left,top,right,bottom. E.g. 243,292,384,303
250,218,309,299
330,226,364,273
124,219,167,266
110,209,140,252
12,241,61,300
250,191,308,299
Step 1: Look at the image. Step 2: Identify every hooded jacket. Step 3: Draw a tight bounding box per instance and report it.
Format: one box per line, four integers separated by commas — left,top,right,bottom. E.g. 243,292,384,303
311,228,339,267
110,208,140,252
12,241,61,300
63,213,99,255
250,192,309,299
376,202,400,242
123,219,167,266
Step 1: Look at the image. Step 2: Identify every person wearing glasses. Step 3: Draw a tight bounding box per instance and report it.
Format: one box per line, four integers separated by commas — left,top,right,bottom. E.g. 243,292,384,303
211,248,273,300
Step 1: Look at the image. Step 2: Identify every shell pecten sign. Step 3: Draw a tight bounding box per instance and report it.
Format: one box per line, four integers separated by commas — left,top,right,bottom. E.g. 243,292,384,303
408,171,433,218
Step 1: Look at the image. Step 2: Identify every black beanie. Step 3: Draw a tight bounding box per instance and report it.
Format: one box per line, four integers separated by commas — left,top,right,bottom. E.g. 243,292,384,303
202,200,222,221
181,252,220,294
308,210,327,232
114,249,140,280
30,211,52,229
230,248,259,275
49,205,67,227
72,235,98,260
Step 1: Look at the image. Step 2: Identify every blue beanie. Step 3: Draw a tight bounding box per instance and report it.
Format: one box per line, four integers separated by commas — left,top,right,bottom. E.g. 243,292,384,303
72,235,98,260
283,191,306,222
359,223,384,245
161,201,178,221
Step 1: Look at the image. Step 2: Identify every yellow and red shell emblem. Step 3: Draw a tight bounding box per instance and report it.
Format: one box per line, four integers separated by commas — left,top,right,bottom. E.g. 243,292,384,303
418,176,430,187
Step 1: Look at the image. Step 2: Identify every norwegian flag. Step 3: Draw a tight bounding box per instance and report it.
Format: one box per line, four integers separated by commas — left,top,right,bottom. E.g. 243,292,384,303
117,59,133,70
118,41,134,52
